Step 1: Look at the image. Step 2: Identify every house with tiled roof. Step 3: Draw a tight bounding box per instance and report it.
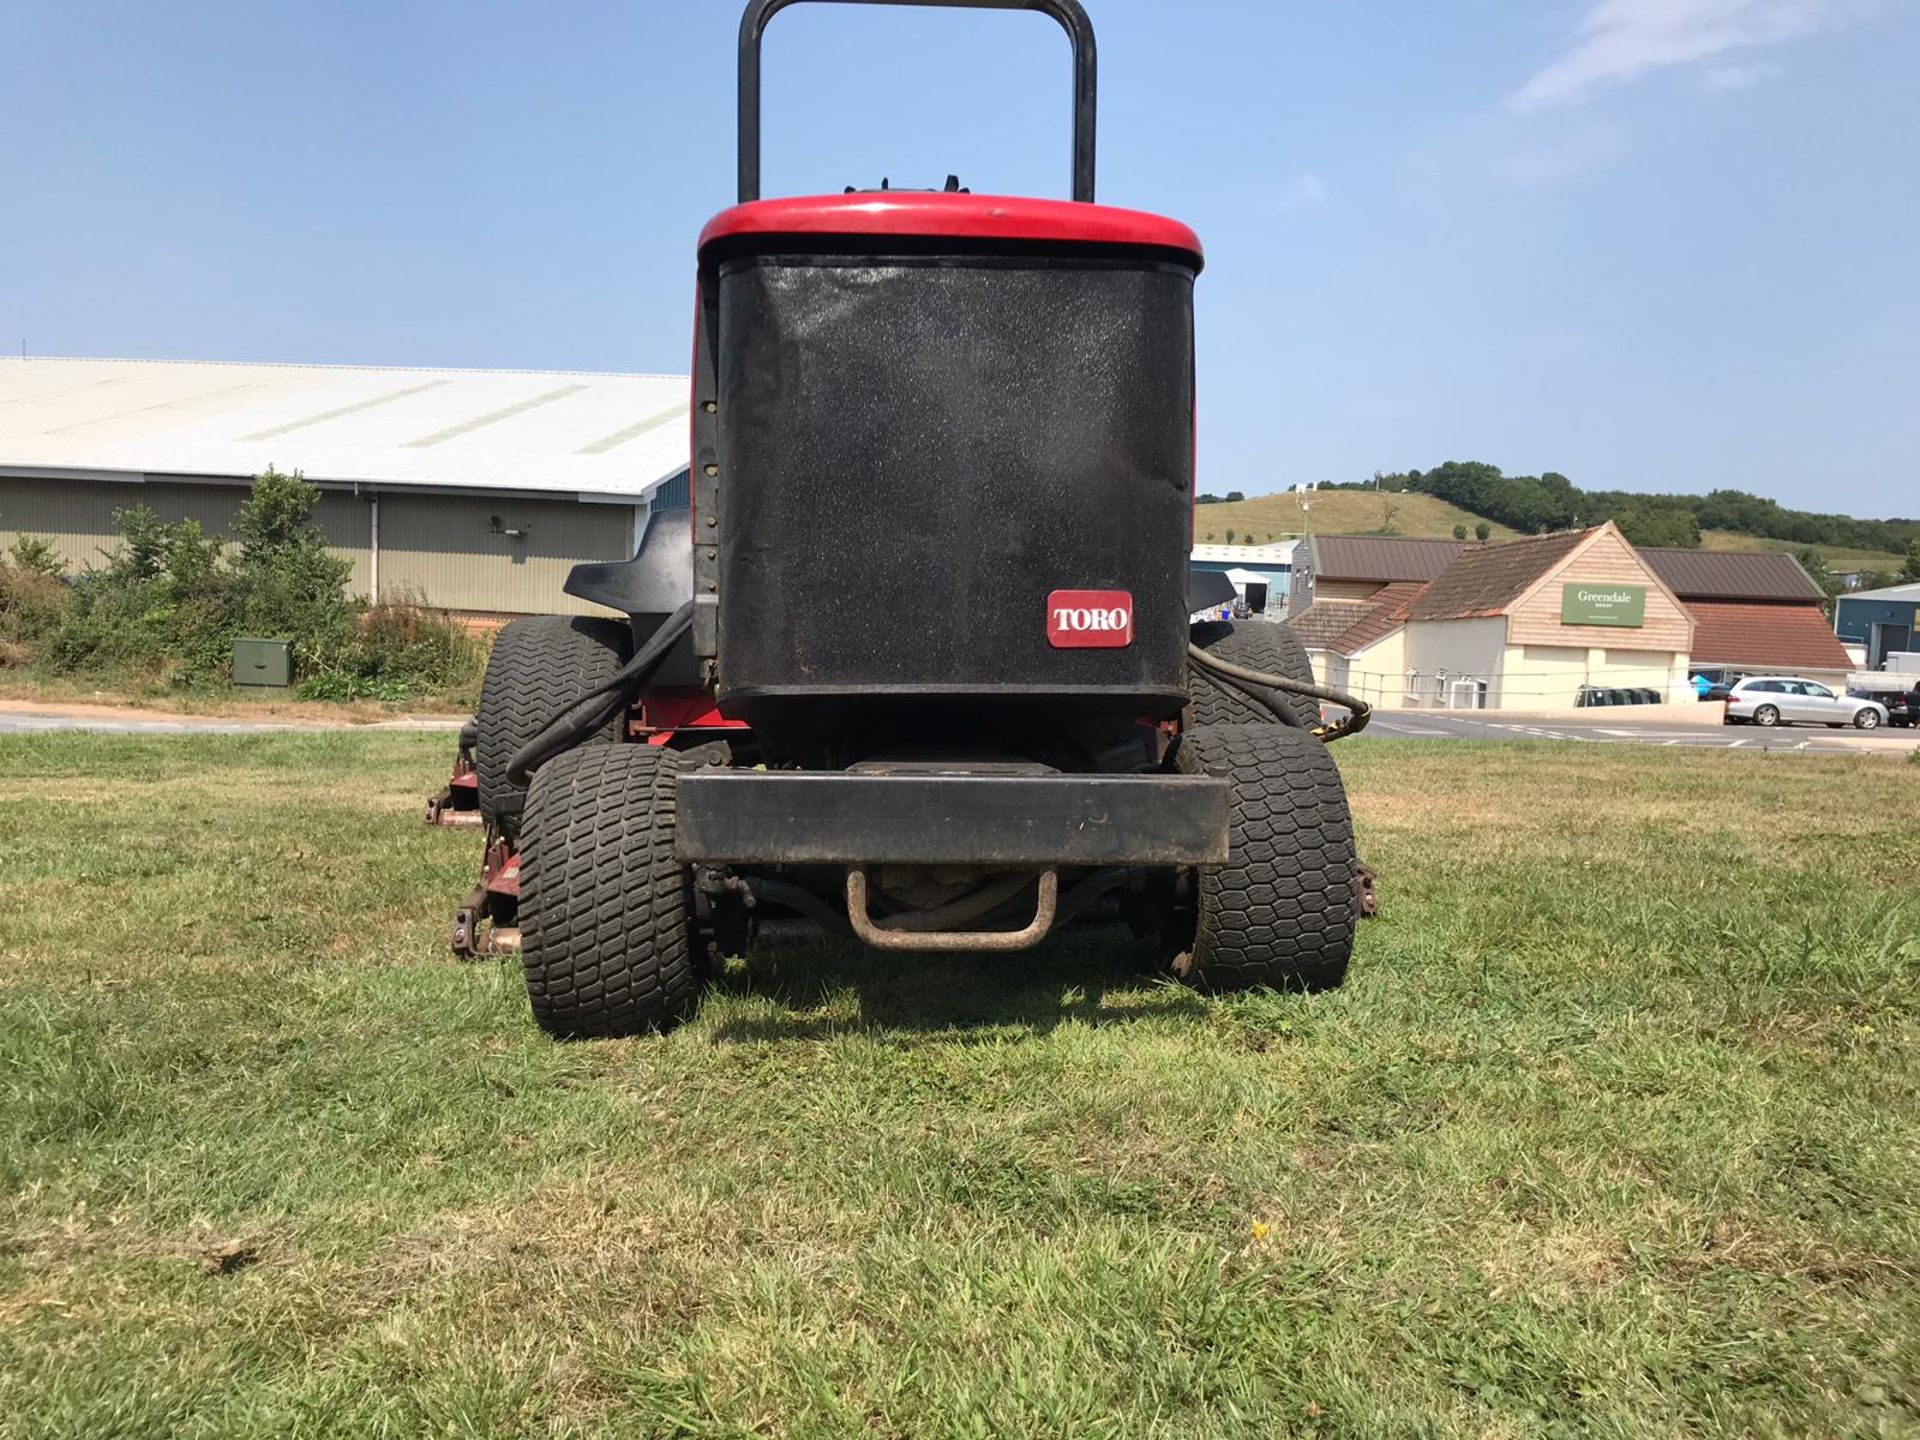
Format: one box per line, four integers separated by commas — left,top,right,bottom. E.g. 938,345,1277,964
1297,523,1698,709
1640,549,1854,684
1286,535,1465,613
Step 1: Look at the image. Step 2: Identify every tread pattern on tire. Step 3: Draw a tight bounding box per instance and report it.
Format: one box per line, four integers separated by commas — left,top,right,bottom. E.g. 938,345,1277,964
476,615,631,834
1189,620,1321,729
519,745,702,1038
1175,724,1358,993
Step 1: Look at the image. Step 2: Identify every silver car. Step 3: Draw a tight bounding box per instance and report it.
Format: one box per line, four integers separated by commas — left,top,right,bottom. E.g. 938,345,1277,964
1725,676,1888,730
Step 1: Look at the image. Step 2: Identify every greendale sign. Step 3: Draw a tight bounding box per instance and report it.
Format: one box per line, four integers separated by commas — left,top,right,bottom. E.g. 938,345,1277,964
1562,582,1646,627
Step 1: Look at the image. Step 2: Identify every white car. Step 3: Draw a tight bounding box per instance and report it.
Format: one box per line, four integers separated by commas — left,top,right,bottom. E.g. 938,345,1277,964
1724,676,1888,730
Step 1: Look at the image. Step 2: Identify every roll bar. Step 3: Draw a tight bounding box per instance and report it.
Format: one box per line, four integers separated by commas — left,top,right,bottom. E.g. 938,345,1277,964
736,0,1098,204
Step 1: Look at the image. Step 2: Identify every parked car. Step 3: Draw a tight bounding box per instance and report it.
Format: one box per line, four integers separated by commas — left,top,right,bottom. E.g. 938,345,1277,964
1724,676,1888,730
1847,679,1919,729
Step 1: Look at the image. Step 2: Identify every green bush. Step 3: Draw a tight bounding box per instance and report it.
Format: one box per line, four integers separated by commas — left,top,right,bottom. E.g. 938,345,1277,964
18,468,483,701
294,672,414,703
8,534,64,577
303,592,484,701
0,561,70,666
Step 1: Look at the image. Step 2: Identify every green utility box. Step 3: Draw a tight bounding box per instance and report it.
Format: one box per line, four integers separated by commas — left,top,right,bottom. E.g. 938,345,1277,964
232,637,293,688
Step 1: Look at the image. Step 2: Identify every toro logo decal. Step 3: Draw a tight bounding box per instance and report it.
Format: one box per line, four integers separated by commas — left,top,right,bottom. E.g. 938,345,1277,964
1047,590,1134,649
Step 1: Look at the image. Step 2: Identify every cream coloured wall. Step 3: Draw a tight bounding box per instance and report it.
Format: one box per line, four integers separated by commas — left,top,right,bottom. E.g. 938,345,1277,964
1314,579,1388,603
1602,647,1695,704
1403,617,1506,708
1501,643,1594,708
1341,629,1410,710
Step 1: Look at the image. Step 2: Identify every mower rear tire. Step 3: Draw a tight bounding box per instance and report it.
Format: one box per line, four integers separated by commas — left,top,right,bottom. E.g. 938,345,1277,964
1172,724,1358,992
1189,620,1320,729
518,745,703,1038
476,615,632,840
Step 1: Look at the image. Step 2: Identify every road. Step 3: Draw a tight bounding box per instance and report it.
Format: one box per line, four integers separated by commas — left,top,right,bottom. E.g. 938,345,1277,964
0,706,464,736
1358,710,1916,756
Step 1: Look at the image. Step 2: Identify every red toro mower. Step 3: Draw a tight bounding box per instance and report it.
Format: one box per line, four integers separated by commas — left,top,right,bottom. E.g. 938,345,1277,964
441,0,1372,1037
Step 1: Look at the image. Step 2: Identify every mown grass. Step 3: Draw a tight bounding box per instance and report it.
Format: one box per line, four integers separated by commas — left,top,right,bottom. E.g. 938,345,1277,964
1194,492,1516,545
1,733,1915,1438
1698,531,1910,572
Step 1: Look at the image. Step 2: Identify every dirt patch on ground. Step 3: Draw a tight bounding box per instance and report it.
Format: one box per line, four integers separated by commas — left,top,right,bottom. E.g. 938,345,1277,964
0,687,465,726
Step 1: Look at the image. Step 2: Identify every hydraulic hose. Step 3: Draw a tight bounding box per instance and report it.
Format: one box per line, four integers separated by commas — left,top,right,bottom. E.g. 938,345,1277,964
506,601,695,786
1202,667,1309,731
1188,643,1374,741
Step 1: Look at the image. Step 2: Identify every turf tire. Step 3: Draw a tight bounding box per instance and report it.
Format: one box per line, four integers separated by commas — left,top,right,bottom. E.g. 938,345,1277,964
519,745,702,1038
1173,724,1358,992
1189,620,1320,729
476,615,631,839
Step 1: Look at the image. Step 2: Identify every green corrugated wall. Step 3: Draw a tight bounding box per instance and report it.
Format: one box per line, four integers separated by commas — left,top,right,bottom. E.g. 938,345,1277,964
0,477,636,617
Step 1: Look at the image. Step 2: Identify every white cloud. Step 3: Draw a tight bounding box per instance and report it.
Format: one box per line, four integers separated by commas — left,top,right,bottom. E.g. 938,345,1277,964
1407,115,1630,189
1274,171,1328,211
1700,59,1782,89
1496,122,1631,183
1510,0,1854,112
1474,122,1628,186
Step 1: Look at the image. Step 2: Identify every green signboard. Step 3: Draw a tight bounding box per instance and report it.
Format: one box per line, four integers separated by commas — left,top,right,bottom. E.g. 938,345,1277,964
1561,582,1646,627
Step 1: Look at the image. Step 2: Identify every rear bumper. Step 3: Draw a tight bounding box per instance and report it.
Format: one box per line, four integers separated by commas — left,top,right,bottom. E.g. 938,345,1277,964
676,771,1229,867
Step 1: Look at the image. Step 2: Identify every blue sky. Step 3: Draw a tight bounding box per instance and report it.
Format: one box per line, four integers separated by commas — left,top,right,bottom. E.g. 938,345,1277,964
2,0,1914,518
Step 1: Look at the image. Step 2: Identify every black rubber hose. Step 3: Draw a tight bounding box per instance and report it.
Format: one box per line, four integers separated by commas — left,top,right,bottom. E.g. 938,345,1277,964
743,877,854,937
1051,867,1130,927
1203,666,1309,730
1186,643,1374,739
505,601,695,786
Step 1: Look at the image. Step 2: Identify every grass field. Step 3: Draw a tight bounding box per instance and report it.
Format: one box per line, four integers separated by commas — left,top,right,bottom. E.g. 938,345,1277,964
2,734,1916,1437
1194,492,1908,574
1195,492,1516,545
1699,530,1911,573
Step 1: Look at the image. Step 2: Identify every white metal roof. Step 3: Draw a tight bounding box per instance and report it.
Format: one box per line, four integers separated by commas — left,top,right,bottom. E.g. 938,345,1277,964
1842,581,1920,602
1191,541,1296,564
0,357,689,501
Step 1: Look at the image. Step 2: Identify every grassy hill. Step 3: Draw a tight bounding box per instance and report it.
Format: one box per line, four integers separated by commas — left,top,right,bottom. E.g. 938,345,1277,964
1193,491,1517,544
1196,493,1906,572
1699,531,1908,572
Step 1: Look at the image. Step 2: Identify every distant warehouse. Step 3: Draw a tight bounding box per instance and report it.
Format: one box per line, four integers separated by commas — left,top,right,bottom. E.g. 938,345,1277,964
0,357,691,618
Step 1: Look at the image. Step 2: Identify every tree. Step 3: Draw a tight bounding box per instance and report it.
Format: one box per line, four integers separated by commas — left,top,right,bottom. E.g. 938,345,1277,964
1225,490,1246,503
1452,523,1467,540
8,534,63,577
1795,548,1843,621
1224,529,1236,544
105,504,171,584
1902,539,1920,583
1379,497,1402,533
1613,507,1701,549
1474,521,1491,542
231,468,353,645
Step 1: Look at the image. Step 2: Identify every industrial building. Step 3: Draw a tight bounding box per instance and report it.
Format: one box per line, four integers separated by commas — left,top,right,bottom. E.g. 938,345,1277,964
1188,541,1295,616
1834,580,1920,669
0,357,690,618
